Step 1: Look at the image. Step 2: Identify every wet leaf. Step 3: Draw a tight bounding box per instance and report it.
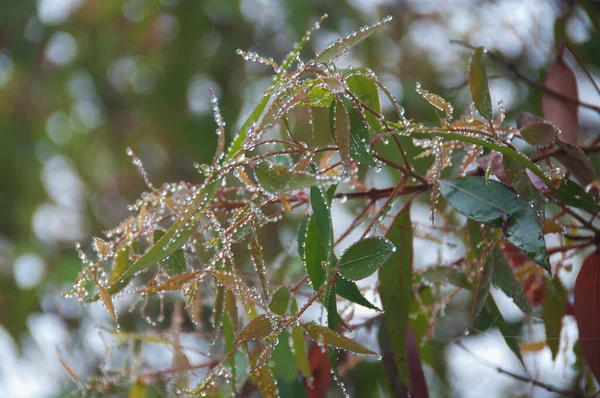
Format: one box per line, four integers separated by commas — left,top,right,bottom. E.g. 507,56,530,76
554,179,600,212
542,43,578,145
93,237,111,259
97,282,118,328
212,271,256,304
334,98,351,169
543,276,567,361
108,245,130,285
314,16,392,63
223,312,237,393
250,360,279,398
379,206,413,388
297,217,308,259
213,285,225,340
346,72,382,132
303,322,376,355
554,140,599,197
491,247,536,316
58,351,80,384
139,271,199,293
269,287,290,316
303,214,327,289
153,230,187,276
470,248,494,321
574,251,600,382
503,156,545,227
519,121,559,147
250,229,269,300
254,163,329,194
310,186,333,255
110,178,222,289
338,237,395,281
468,46,493,120
234,314,276,344
335,277,380,310
440,177,550,272
225,289,238,329
291,299,312,383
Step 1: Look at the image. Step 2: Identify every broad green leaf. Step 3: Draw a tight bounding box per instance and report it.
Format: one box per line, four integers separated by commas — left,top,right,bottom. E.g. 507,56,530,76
291,299,312,383
234,314,277,345
334,98,351,169
338,237,395,281
379,206,413,388
468,46,493,120
303,322,376,355
490,247,536,316
554,179,600,213
269,332,296,382
519,122,558,147
472,295,523,365
254,163,329,194
110,178,222,289
345,73,382,132
335,278,380,310
303,215,327,289
543,276,567,361
310,186,333,255
269,287,290,316
223,312,237,393
470,248,494,321
503,157,545,227
314,16,392,64
440,177,550,272
153,230,187,276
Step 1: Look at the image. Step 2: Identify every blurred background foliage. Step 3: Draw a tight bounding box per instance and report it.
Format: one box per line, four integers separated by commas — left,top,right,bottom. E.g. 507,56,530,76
1,0,599,396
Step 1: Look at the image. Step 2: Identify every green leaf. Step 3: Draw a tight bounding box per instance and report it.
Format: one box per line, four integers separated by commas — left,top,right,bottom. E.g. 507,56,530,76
303,322,376,355
345,73,382,133
250,229,269,300
338,237,395,281
110,177,222,289
543,276,567,361
250,354,279,398
468,46,493,120
269,331,296,382
303,214,327,289
213,284,225,341
420,266,470,289
554,179,600,213
234,314,277,345
153,230,187,276
223,312,237,393
470,248,494,321
128,382,146,398
519,122,558,147
335,278,380,310
340,97,376,166
254,163,329,194
269,287,290,316
314,16,392,64
490,246,536,316
297,217,308,259
440,177,550,272
334,98,351,169
503,156,545,227
291,299,312,383
310,186,333,255
379,206,413,388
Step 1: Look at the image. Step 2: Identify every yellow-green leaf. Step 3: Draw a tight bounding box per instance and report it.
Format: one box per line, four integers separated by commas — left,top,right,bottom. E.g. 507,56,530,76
234,314,276,344
139,271,199,293
468,46,492,120
303,322,376,355
334,98,351,169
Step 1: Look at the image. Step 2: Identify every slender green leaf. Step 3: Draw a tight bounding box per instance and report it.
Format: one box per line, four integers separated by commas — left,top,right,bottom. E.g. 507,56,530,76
153,230,187,276
346,73,382,133
334,98,351,169
440,177,550,272
314,16,392,64
223,312,237,393
338,237,395,281
234,314,276,344
303,214,327,289
128,382,146,398
468,46,492,120
340,97,376,166
297,217,308,259
335,278,380,310
470,248,494,321
554,179,600,213
303,322,376,355
379,206,413,388
310,186,332,255
490,247,536,316
291,299,312,382
543,277,567,361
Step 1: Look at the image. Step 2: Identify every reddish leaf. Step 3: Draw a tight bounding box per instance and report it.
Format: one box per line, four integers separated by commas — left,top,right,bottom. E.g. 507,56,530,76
476,154,548,191
304,344,332,398
542,43,578,145
574,251,600,382
406,326,429,398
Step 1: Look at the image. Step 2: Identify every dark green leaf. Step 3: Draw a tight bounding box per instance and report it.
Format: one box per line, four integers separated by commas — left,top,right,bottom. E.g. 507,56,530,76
554,179,600,212
310,186,332,255
335,278,380,310
153,230,187,276
303,215,327,289
334,98,351,169
543,277,567,361
303,322,376,355
519,122,558,147
314,16,392,64
468,46,493,120
269,287,290,316
223,312,237,393
297,217,308,259
379,206,413,388
338,237,395,280
440,177,549,272
291,299,312,383
339,97,376,166
346,73,382,133
470,249,494,321
503,156,545,227
490,247,536,316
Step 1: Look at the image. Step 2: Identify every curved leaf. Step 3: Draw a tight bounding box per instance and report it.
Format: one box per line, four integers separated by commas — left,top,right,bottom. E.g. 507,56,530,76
335,277,380,310
334,98,351,169
519,122,558,147
234,314,276,344
269,287,290,316
338,237,395,280
468,46,492,120
554,179,600,212
303,322,376,355
543,276,567,361
440,177,550,272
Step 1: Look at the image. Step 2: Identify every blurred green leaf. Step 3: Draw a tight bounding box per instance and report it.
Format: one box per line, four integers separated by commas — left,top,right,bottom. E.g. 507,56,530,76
554,179,600,212
269,287,290,316
334,98,351,169
335,278,380,310
291,299,312,383
543,277,567,361
303,322,376,355
468,46,492,120
254,164,328,194
153,230,187,276
519,122,558,147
